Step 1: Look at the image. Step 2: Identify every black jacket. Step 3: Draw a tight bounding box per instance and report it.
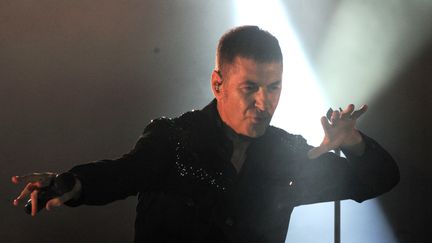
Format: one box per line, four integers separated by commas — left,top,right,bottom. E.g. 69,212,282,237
68,100,399,243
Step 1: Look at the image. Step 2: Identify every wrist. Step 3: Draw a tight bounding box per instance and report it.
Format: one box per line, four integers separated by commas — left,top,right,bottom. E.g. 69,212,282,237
341,131,365,156
342,129,363,147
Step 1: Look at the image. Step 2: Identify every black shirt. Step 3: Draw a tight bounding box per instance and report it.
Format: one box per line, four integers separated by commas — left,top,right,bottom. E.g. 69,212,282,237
68,100,399,243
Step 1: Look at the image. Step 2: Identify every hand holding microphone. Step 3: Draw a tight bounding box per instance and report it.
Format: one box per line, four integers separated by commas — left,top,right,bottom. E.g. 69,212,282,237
12,172,81,216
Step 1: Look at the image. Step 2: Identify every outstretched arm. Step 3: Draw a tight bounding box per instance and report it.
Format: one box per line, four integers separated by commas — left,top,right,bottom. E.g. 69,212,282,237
11,117,173,215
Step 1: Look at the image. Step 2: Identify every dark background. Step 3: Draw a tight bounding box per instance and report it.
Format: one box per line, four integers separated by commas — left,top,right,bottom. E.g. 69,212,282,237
1,1,431,242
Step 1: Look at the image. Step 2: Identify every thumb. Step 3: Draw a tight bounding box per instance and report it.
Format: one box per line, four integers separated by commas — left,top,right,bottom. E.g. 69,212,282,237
45,197,64,211
307,146,329,159
46,179,82,211
45,189,74,210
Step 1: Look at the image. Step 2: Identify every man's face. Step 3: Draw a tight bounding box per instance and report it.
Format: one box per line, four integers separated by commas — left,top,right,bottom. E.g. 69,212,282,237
213,56,283,137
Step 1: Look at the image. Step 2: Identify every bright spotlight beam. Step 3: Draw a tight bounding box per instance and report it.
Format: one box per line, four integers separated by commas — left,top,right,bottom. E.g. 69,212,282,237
235,0,329,146
234,1,334,242
234,1,401,243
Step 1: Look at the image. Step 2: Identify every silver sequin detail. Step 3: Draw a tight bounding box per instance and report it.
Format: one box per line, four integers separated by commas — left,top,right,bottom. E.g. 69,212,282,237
175,140,227,192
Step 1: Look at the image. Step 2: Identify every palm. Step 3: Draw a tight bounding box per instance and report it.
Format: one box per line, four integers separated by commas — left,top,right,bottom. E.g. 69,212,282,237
322,116,357,150
308,104,367,159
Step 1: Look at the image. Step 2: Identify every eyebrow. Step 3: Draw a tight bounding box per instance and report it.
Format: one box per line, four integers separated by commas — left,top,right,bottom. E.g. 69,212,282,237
242,80,282,85
243,80,258,85
269,80,282,86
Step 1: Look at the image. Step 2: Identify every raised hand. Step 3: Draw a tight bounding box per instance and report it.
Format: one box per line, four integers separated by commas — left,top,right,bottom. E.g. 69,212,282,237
308,104,368,159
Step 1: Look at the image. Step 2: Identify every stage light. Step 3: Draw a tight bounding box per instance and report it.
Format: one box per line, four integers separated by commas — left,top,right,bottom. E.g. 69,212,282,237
234,0,334,242
315,2,431,243
317,0,432,106
341,200,397,243
235,0,329,146
234,1,404,243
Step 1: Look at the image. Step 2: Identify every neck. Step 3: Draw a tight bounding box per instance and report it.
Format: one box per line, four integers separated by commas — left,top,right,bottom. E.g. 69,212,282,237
222,122,251,173
222,121,252,144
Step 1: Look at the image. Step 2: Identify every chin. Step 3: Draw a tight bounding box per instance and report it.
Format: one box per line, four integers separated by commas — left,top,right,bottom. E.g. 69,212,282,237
246,126,267,138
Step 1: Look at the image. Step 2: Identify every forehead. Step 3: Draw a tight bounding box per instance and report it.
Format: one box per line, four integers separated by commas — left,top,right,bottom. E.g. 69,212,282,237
226,56,283,82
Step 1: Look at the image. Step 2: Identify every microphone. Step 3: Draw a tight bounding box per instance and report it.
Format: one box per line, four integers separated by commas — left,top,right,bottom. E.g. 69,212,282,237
24,172,76,215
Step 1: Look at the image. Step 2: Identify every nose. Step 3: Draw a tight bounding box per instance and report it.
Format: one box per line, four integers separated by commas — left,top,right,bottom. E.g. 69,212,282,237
254,88,268,112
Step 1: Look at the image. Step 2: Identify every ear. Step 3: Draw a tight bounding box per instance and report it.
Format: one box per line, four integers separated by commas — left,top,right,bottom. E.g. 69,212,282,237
211,70,223,98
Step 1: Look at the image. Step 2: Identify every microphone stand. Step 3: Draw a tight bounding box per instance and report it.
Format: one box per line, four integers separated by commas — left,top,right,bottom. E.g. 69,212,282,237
334,148,341,243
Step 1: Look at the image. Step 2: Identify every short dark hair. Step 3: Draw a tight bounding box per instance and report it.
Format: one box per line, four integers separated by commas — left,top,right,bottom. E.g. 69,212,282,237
216,26,283,74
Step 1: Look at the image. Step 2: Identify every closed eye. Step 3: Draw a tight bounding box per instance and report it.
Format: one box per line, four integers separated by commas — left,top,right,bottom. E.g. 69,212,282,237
241,82,259,93
268,81,282,91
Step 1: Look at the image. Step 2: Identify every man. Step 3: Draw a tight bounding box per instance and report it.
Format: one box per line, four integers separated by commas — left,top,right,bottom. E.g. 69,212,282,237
12,26,399,243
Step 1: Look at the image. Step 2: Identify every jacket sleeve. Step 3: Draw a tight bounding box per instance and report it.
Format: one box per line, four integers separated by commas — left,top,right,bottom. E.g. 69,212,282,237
293,132,400,206
65,118,174,206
